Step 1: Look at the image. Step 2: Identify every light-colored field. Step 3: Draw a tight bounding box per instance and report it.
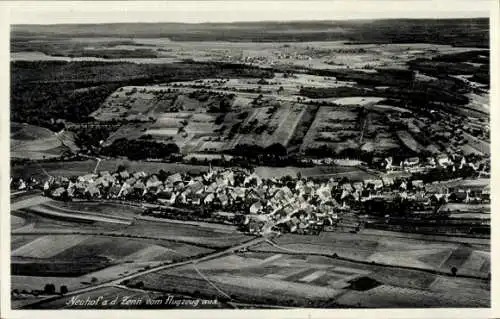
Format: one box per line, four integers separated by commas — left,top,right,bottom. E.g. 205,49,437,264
11,195,52,211
440,203,490,213
259,232,489,277
11,215,26,230
336,284,488,308
12,235,88,258
11,123,79,160
125,220,252,248
23,204,132,225
333,97,385,106
51,235,213,262
254,165,376,181
46,201,143,220
125,244,489,308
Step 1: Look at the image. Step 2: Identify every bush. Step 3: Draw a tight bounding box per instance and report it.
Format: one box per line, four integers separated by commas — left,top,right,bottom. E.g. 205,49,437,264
60,285,69,294
43,284,56,294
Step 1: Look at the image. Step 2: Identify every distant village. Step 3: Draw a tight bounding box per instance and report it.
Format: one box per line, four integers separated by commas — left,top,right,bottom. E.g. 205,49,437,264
12,153,490,236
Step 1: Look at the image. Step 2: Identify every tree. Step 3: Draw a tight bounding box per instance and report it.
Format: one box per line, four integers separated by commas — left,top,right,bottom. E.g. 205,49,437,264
60,285,68,294
451,267,458,276
44,284,56,294
158,169,169,182
90,277,98,283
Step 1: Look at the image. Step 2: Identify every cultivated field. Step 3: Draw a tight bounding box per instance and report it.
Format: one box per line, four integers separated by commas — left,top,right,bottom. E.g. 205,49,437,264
300,106,361,154
126,248,489,308
254,165,378,181
254,231,490,278
298,105,401,156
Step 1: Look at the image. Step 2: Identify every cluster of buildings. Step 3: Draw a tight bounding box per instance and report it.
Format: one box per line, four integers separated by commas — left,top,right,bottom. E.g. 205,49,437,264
377,153,488,175
37,163,490,235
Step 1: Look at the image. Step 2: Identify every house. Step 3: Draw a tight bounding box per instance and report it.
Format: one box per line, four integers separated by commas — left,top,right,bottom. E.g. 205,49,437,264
108,183,122,198
99,171,111,177
404,157,420,166
400,181,407,190
450,190,468,203
119,170,130,180
133,171,148,179
146,175,162,189
218,193,229,207
244,173,262,187
411,180,424,189
204,193,215,204
94,176,111,188
381,177,394,186
18,179,26,190
191,193,205,205
316,184,332,202
364,179,384,189
205,182,218,193
341,183,353,192
78,173,97,183
250,201,264,214
86,183,101,198
352,182,364,192
118,182,132,198
125,177,137,186
51,187,66,198
437,154,451,167
481,186,490,202
427,157,436,167
167,173,182,185
187,180,204,194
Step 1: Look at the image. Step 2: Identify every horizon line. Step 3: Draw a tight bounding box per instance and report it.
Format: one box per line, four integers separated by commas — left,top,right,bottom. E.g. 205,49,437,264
12,16,490,27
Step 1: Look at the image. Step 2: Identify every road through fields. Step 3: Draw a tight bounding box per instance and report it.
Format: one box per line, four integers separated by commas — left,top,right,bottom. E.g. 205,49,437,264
19,236,267,309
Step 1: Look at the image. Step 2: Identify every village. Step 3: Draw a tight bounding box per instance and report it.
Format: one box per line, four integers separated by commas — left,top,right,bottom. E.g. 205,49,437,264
12,152,490,237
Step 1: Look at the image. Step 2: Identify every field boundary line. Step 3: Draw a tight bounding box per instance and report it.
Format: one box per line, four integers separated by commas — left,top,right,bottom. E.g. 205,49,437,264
259,240,489,280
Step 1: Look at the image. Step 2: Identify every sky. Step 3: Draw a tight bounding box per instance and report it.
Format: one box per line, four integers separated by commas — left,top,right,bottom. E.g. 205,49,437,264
6,0,491,25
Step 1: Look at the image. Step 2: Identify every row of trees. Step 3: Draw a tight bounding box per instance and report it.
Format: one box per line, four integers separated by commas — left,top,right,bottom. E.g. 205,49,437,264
100,138,180,160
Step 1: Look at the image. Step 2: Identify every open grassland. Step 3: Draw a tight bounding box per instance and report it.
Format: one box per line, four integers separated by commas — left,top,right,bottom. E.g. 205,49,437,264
51,236,213,263
124,220,253,248
11,123,79,160
43,201,143,220
11,215,27,230
254,165,377,181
